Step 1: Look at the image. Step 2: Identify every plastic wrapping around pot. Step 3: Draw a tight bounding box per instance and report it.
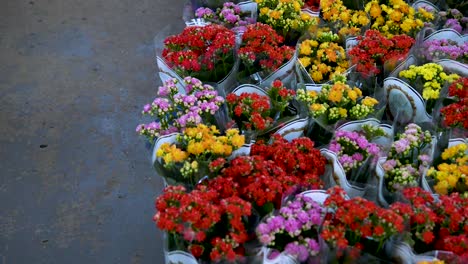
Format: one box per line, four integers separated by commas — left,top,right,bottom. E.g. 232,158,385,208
387,240,462,264
273,117,310,142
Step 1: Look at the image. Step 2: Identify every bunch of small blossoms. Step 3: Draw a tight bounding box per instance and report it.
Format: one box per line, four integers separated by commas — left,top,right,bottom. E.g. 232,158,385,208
195,2,255,29
382,123,433,192
136,77,225,142
322,186,405,251
422,39,468,63
226,92,273,132
238,23,295,77
320,0,370,37
256,194,322,262
162,24,235,82
329,130,381,174
156,124,245,180
267,80,296,115
348,30,415,76
296,75,379,125
428,143,468,197
441,77,468,129
298,30,349,83
154,185,253,262
364,0,432,37
439,9,468,34
399,63,459,101
256,0,316,40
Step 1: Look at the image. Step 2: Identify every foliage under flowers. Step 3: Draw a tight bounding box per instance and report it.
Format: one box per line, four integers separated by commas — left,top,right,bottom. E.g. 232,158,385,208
226,92,273,132
427,143,468,197
156,124,245,186
238,23,295,79
390,187,468,258
399,63,459,101
364,0,434,37
136,77,224,142
348,29,415,76
267,80,296,116
195,2,255,29
296,75,379,125
162,24,235,82
298,30,349,83
382,123,433,192
256,194,322,262
154,185,253,262
441,77,468,129
256,0,316,41
322,186,405,253
329,130,381,182
320,0,370,37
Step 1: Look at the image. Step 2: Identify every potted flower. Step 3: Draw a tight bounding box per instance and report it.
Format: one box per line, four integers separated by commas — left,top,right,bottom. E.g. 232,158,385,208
440,77,468,131
321,186,405,263
237,23,296,86
320,0,370,38
136,77,225,144
153,124,245,189
160,24,237,86
256,193,323,263
389,187,468,262
255,0,317,45
296,75,380,146
154,185,254,263
438,8,468,34
376,123,434,205
298,29,349,84
193,2,256,31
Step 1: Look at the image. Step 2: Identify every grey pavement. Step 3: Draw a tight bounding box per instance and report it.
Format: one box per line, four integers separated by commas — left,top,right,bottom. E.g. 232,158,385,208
0,0,185,263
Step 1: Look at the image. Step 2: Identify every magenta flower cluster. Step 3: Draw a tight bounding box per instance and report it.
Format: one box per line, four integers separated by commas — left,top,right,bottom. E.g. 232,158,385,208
256,194,322,262
422,39,468,62
329,130,380,173
195,2,255,29
136,77,224,142
382,123,433,192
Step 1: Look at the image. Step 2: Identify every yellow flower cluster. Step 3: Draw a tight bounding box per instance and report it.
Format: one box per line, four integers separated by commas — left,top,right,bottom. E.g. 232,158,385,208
399,63,459,100
298,30,349,83
257,0,318,37
156,124,245,177
364,0,431,37
320,0,370,37
428,143,468,197
417,261,445,264
296,76,379,124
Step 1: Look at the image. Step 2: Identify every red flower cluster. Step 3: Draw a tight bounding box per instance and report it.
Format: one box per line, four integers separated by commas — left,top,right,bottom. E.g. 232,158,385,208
348,30,415,76
269,80,296,114
162,25,235,81
226,92,273,131
238,23,295,74
441,77,468,129
153,185,252,262
390,187,468,256
322,186,405,250
251,134,326,188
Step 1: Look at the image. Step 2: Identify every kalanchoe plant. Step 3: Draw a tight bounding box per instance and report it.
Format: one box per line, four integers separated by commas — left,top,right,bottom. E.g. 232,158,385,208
390,187,468,258
154,185,253,262
320,0,370,37
195,2,256,30
136,77,225,143
381,123,433,192
256,194,322,263
226,91,273,133
422,39,468,63
348,30,415,77
267,80,296,119
298,30,349,83
256,0,317,43
296,75,380,125
162,24,236,82
440,77,468,130
439,8,468,34
329,130,381,183
427,143,468,197
238,23,295,80
321,186,405,256
155,124,245,188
